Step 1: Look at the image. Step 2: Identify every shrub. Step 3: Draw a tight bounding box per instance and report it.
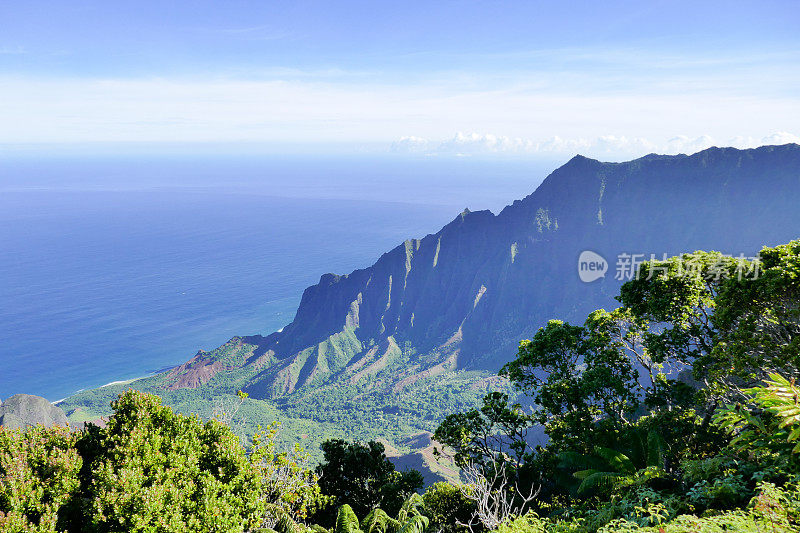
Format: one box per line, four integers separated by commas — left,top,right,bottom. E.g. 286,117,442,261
421,482,477,533
84,390,265,532
0,425,81,532
250,422,329,524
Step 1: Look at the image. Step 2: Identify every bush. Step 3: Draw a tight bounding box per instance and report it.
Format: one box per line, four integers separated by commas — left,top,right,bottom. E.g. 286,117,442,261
0,425,81,532
250,422,329,523
421,482,477,533
84,390,265,531
496,481,800,532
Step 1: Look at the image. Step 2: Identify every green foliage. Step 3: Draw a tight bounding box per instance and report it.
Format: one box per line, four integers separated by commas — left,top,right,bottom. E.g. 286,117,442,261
0,425,81,532
495,481,800,532
758,374,800,450
378,470,425,520
717,376,800,454
435,242,800,532
335,505,361,533
361,508,399,533
558,429,670,496
714,241,800,385
497,306,698,459
61,364,504,469
713,372,800,488
10,240,800,533
433,392,532,469
84,389,265,531
314,440,423,527
2,390,303,532
331,495,428,533
420,482,476,533
250,422,329,521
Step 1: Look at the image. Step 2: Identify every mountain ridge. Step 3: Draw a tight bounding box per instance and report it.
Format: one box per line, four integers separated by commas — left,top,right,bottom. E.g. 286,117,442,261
60,143,800,461
154,143,800,399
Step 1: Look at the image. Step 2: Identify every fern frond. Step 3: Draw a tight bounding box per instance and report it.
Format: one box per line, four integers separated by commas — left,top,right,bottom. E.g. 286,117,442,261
335,505,362,533
362,508,394,533
576,471,622,495
646,431,668,468
594,447,636,474
397,515,429,533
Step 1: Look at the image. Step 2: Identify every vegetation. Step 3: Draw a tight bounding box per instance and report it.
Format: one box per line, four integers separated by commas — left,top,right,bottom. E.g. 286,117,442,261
58,366,500,467
433,241,800,531
3,240,800,531
313,440,424,526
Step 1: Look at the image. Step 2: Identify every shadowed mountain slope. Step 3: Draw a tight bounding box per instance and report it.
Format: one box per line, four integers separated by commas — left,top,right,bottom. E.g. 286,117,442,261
61,144,800,463
153,144,800,400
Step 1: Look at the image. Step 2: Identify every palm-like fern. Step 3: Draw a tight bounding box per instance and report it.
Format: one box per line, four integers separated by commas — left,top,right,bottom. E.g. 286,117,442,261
396,514,428,533
558,430,668,494
395,493,424,523
335,504,363,533
361,508,399,533
715,372,800,454
755,373,800,452
332,495,429,533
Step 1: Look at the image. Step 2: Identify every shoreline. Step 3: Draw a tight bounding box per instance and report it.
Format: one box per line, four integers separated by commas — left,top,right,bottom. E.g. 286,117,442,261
53,374,153,405
99,375,150,389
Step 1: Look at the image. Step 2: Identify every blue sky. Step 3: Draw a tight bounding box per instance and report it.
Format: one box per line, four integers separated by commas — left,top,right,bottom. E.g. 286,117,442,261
2,0,799,157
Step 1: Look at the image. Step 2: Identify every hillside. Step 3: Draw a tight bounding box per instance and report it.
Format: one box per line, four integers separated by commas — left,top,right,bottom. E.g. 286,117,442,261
60,144,800,461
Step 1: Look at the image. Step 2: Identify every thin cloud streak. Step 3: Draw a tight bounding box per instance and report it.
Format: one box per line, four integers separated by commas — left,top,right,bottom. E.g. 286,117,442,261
1,74,798,157
0,45,26,55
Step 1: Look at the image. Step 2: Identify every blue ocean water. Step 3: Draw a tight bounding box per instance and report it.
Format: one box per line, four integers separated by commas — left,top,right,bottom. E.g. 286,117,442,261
0,154,554,401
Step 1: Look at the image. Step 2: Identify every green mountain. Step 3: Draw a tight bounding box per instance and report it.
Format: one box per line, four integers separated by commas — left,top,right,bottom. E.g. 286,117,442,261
61,144,800,466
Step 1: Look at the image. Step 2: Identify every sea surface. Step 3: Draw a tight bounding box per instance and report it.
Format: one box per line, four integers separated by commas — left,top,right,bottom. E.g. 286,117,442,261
0,153,556,401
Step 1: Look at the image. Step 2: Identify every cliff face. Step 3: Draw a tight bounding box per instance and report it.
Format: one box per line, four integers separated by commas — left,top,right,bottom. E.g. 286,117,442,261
162,144,800,400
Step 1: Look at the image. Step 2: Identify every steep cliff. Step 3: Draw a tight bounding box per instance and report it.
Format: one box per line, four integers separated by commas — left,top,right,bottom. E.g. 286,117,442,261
152,144,800,401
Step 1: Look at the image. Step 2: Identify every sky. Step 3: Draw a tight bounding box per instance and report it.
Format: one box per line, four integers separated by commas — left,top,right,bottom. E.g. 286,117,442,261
1,0,799,159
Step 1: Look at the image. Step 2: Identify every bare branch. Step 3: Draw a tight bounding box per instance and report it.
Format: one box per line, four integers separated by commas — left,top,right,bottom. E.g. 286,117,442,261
457,462,539,530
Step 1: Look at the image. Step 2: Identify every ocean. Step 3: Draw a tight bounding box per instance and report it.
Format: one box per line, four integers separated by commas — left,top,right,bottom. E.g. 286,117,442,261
0,153,556,401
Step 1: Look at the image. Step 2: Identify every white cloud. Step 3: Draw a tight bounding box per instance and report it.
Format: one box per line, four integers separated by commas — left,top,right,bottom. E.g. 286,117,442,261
760,131,800,146
391,131,800,159
664,135,716,155
664,132,800,154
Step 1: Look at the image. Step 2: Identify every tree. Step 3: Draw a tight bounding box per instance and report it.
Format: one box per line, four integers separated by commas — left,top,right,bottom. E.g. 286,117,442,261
436,247,787,501
314,440,423,526
713,241,800,387
434,392,533,469
500,310,643,454
457,462,539,531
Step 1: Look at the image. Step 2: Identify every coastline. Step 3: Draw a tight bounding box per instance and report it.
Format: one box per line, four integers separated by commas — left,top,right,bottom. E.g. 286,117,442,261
53,374,152,405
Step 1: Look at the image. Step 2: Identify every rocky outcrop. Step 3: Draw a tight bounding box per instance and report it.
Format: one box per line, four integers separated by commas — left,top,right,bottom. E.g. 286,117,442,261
164,351,225,390
0,394,69,429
